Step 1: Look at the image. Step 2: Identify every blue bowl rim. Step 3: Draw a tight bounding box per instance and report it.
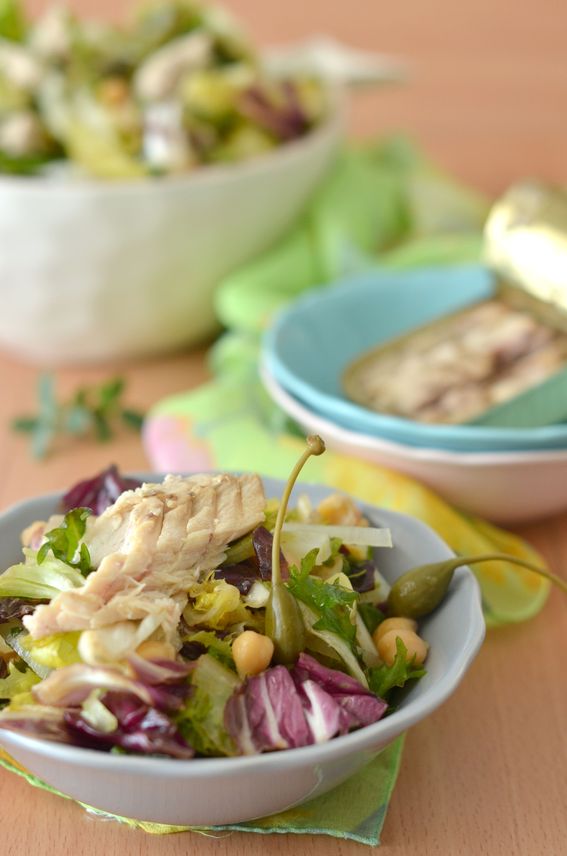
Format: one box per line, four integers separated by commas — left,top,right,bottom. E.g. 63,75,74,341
263,264,567,450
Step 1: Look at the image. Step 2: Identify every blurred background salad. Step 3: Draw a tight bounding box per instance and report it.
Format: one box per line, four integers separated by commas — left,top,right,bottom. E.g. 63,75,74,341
0,0,326,178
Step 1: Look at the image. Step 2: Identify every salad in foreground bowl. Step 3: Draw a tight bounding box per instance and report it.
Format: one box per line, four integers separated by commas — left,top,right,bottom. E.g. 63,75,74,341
2,437,555,761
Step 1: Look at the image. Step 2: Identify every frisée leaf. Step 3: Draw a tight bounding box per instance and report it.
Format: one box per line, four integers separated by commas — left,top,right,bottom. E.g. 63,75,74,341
287,550,358,651
368,637,427,701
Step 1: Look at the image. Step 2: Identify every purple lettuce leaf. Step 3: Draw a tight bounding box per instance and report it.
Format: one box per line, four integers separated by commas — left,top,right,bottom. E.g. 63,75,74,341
0,597,47,622
214,562,258,595
239,81,309,142
225,653,388,755
225,666,312,755
292,654,388,731
61,465,142,515
252,526,288,581
346,559,379,593
65,693,194,759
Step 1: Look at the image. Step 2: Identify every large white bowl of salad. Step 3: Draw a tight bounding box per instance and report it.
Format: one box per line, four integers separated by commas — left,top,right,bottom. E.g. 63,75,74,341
0,443,485,826
0,0,341,364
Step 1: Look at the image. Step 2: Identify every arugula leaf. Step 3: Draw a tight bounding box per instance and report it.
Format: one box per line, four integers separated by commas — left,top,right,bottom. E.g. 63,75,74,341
368,637,426,701
287,550,358,651
37,508,92,576
12,374,144,459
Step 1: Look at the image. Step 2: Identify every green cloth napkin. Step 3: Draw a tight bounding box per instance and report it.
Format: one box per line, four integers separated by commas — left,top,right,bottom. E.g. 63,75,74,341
0,738,404,845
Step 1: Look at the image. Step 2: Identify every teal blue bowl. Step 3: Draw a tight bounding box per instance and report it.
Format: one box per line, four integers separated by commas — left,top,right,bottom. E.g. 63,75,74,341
262,264,567,453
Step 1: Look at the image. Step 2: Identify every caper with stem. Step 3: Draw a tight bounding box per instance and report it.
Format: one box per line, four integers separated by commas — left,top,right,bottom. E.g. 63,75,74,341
387,553,567,619
265,435,326,664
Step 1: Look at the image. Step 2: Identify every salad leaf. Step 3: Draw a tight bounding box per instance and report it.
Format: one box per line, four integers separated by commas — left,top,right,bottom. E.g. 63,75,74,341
183,578,252,630
297,602,368,686
368,637,427,701
224,654,387,755
0,662,40,701
63,691,195,759
222,502,279,565
292,654,387,740
358,603,385,635
37,508,92,575
0,597,45,622
18,631,82,674
180,630,234,670
0,550,85,600
225,664,311,755
177,653,239,756
61,465,142,515
288,550,358,650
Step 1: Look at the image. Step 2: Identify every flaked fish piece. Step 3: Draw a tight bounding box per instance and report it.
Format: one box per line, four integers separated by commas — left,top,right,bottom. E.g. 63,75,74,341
24,473,266,640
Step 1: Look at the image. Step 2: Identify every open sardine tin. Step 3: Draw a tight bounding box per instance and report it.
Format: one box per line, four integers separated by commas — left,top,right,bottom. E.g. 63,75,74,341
343,181,567,429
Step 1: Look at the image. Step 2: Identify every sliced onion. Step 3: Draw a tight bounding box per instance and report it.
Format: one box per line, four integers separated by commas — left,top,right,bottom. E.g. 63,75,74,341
282,523,392,549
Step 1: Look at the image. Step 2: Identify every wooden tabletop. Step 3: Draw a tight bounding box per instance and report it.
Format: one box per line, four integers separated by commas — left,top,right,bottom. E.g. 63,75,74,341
3,1,567,853
1,354,566,856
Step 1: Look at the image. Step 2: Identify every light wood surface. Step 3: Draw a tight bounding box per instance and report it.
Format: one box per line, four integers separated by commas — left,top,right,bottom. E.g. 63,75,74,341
3,1,567,854
1,357,566,856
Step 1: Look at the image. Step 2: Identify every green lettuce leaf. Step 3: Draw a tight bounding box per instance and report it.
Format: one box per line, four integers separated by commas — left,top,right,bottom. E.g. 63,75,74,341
0,661,40,701
0,549,85,600
177,654,239,756
287,550,358,651
368,637,426,700
37,508,92,575
183,630,235,670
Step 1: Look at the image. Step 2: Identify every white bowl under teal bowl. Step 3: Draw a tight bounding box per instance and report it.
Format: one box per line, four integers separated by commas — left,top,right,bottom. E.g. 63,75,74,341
262,365,567,524
263,265,567,453
0,476,484,825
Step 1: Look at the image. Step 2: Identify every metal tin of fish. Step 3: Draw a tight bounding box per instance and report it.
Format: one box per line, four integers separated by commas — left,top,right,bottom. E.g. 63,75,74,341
343,182,567,428
485,180,567,327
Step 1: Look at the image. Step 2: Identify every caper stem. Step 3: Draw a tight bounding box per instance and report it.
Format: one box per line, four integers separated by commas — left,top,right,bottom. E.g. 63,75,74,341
271,435,326,586
443,553,567,595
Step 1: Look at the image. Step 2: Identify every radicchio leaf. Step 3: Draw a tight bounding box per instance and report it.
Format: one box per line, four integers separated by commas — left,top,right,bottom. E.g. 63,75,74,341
292,654,387,732
214,562,258,595
252,526,288,581
65,694,194,759
61,465,142,515
347,560,378,593
225,654,388,756
0,597,47,622
225,665,311,755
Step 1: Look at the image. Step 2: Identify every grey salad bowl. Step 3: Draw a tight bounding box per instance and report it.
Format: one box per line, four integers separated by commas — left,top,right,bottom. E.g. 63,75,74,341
0,475,485,826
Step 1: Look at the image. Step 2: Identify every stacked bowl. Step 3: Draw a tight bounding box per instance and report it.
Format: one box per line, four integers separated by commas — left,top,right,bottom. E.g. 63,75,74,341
261,264,567,524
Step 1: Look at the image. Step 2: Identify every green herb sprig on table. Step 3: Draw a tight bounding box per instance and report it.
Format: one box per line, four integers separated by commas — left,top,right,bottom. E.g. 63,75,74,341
12,374,144,459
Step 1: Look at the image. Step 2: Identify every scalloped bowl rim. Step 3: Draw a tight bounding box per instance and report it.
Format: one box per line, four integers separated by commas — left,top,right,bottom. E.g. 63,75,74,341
0,474,485,778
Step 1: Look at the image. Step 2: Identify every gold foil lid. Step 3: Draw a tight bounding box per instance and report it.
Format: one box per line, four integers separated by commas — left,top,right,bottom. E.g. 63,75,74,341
484,181,567,313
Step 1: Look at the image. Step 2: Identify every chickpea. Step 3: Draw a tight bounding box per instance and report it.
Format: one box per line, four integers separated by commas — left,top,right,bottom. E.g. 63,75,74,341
136,640,176,661
376,628,429,667
232,630,274,678
372,617,418,647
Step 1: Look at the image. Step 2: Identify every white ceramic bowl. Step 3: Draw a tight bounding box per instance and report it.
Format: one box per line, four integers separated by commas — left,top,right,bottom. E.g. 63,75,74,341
0,476,484,826
0,102,341,365
263,366,567,524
